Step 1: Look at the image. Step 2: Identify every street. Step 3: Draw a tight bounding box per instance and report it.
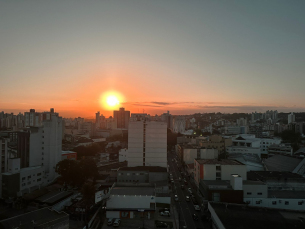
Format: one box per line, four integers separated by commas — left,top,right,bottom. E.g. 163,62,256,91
168,152,206,229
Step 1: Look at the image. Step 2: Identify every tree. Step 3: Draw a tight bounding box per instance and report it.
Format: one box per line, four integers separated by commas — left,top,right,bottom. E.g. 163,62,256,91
81,183,96,200
55,159,78,185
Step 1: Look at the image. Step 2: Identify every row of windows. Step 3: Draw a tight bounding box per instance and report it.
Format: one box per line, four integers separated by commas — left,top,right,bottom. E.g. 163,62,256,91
247,192,263,195
247,200,304,205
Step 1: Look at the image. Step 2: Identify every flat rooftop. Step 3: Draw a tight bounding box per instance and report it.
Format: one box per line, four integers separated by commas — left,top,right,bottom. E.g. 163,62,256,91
195,159,244,165
264,155,302,172
119,166,167,173
247,171,305,181
35,191,73,205
210,202,305,229
111,187,154,196
0,208,68,229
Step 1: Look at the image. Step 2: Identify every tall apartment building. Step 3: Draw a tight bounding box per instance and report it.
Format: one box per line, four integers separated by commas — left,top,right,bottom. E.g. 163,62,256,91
2,109,63,198
288,112,295,124
128,120,167,167
161,111,173,129
113,107,130,129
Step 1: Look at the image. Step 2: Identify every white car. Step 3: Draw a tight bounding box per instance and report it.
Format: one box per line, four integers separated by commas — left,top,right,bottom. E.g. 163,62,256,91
160,211,171,216
174,195,179,201
113,219,121,227
185,196,190,202
194,205,201,211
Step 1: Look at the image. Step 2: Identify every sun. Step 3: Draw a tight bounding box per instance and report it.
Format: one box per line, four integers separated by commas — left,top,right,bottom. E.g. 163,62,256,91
106,95,120,107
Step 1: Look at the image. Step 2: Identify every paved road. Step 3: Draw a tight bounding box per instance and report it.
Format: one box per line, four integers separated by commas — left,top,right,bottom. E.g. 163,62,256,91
168,152,205,229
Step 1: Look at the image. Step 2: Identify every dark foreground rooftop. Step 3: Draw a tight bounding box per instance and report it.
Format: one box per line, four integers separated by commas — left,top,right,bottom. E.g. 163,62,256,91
0,208,69,229
209,202,305,229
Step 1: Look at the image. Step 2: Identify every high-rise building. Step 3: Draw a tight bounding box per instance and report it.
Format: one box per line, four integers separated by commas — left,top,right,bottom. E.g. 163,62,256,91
128,120,167,167
18,111,62,180
288,112,295,124
113,107,130,129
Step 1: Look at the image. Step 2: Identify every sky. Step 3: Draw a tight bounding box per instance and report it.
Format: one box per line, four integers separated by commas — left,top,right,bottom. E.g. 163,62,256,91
1,0,305,118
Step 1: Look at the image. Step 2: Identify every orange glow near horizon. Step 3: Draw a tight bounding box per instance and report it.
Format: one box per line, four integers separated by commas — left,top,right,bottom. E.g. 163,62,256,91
99,91,124,111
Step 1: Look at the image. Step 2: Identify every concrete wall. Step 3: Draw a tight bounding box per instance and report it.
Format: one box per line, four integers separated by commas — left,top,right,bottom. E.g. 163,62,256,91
243,184,268,198
244,197,305,211
149,172,168,183
106,211,120,219
183,149,197,164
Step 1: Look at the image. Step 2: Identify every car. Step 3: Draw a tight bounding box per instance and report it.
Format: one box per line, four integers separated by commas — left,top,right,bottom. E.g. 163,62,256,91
185,196,190,202
192,214,199,221
107,218,114,226
171,180,174,184
174,195,179,201
194,205,201,211
188,188,192,193
160,211,171,216
160,208,170,212
113,219,121,227
156,222,168,228
181,185,184,190
179,177,181,181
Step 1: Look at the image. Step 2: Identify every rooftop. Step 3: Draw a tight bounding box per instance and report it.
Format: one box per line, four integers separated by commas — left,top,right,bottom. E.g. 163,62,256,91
111,187,155,196
61,150,76,155
119,166,167,173
264,155,302,172
247,171,305,181
195,159,244,165
243,180,266,186
0,208,68,229
210,202,305,229
35,191,73,205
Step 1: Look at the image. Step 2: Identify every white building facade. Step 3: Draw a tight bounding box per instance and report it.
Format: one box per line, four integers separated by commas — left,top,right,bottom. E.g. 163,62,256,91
128,121,167,168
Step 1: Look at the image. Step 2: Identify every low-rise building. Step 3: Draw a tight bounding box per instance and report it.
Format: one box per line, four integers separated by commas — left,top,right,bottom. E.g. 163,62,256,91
194,159,247,186
208,202,305,229
106,186,156,219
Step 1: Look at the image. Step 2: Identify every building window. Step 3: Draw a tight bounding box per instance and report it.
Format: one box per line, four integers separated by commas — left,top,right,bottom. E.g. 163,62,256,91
272,201,277,205
247,192,252,195
256,201,260,204
298,201,303,205
257,192,262,195
216,166,221,171
285,201,289,205
37,173,41,176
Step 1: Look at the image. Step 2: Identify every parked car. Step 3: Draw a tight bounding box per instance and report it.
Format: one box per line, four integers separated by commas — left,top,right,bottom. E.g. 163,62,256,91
188,188,192,193
185,196,190,202
156,222,168,228
160,211,171,216
174,195,179,201
194,205,201,211
107,218,114,226
181,185,184,190
113,219,121,227
192,214,199,221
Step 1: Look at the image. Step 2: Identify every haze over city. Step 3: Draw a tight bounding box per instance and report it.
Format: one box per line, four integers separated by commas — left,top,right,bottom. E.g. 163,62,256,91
1,1,305,117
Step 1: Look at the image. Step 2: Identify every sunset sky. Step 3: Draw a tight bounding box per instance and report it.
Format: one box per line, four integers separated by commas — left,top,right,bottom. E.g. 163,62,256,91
1,1,305,118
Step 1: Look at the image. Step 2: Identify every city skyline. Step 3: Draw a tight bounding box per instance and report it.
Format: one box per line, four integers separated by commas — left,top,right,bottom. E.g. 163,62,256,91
1,1,305,117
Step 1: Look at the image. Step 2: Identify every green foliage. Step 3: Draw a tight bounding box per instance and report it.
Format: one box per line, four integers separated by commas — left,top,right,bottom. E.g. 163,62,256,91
56,158,98,187
81,183,96,200
278,130,301,152
73,142,106,159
